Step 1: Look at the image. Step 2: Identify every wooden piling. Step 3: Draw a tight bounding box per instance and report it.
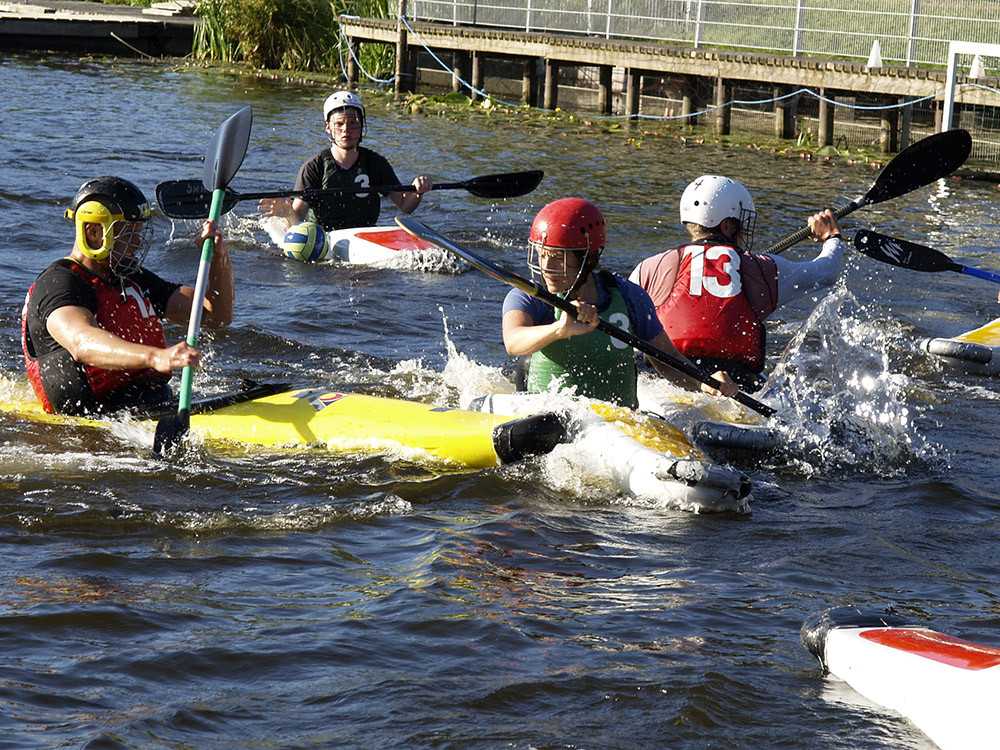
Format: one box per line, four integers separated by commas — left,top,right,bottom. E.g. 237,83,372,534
715,77,730,136
394,0,408,95
818,89,834,147
544,59,559,109
598,65,613,115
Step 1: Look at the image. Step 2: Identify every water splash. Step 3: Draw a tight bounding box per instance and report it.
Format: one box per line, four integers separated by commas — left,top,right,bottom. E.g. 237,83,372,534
438,315,748,513
440,310,517,403
757,287,937,476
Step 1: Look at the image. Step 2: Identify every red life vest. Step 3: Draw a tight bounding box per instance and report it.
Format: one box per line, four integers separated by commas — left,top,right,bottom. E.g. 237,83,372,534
22,262,169,414
654,242,776,372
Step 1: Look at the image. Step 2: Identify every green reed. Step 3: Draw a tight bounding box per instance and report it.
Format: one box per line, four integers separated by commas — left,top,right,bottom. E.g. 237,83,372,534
193,0,393,74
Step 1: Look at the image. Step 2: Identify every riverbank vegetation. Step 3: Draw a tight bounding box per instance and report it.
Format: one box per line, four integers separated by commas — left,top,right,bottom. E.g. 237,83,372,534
192,0,392,72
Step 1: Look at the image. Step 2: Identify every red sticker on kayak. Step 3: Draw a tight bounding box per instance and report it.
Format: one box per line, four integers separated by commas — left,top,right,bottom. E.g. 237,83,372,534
861,628,1000,670
355,229,436,251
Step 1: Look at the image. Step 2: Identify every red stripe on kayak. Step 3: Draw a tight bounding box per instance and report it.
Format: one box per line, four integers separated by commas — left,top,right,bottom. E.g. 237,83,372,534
861,628,1000,670
354,229,436,252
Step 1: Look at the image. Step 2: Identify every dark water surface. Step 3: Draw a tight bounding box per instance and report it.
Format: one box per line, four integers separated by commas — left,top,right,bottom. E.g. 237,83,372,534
2,54,999,749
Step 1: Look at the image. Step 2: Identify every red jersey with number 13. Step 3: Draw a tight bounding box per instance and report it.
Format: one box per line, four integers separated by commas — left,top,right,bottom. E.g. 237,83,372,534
642,241,777,371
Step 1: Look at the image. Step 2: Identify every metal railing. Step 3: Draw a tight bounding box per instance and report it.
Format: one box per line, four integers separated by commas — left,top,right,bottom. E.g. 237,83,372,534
407,0,1000,69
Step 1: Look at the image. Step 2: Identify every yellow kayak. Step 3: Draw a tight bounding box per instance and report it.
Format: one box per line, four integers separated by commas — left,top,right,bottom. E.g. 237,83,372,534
921,316,1000,374
0,379,563,469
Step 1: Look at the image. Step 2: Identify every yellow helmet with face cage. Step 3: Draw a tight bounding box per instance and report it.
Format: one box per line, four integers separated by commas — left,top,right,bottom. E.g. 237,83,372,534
65,177,151,261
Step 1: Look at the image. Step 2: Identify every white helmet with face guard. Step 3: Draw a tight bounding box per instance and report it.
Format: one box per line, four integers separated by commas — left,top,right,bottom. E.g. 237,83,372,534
324,91,365,128
680,175,757,250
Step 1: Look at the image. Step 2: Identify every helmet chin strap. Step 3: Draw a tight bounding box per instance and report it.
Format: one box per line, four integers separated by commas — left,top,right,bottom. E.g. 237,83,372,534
329,133,362,148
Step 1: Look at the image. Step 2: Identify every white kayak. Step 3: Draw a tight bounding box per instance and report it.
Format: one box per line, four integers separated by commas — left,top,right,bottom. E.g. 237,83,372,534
635,379,782,457
802,607,1000,750
263,218,460,270
921,316,1000,375
465,391,751,513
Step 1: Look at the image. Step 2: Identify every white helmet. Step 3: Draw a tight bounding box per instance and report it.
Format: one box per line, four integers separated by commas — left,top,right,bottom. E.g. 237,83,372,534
323,91,365,122
680,175,755,228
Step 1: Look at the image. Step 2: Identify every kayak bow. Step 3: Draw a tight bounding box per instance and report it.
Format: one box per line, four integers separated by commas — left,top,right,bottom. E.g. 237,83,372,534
803,607,1000,750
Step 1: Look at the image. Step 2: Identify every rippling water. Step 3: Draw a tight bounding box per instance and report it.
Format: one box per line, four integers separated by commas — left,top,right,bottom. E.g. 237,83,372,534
3,53,999,749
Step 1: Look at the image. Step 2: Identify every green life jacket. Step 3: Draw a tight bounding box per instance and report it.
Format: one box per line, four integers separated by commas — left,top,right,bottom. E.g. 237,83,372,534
527,272,639,409
310,149,381,231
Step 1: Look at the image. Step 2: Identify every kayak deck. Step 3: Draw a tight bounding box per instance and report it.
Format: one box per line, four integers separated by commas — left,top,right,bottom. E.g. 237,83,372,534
467,391,751,513
186,387,552,467
262,218,455,268
0,379,563,470
802,607,1000,750
921,315,1000,374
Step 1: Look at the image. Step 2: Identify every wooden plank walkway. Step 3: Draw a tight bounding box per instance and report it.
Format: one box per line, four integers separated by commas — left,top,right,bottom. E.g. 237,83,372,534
0,0,197,57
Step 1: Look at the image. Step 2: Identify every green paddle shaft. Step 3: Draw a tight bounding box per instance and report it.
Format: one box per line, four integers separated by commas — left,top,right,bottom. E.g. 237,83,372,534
176,187,226,413
154,105,253,456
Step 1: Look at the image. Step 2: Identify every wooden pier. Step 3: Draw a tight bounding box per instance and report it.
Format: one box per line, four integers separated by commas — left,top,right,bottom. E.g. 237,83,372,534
339,15,1000,154
0,0,197,57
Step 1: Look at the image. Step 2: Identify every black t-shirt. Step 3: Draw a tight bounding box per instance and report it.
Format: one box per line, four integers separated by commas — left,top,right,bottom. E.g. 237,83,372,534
293,146,400,231
24,259,179,360
23,259,181,414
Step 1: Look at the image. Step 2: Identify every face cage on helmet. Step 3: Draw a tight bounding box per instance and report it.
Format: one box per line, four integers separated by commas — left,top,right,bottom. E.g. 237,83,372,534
527,241,591,297
738,207,757,252
327,107,367,143
107,220,153,277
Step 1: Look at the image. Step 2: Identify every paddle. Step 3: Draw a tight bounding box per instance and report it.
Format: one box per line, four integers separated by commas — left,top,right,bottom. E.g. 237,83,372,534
395,216,776,418
153,105,254,456
155,170,544,219
763,129,972,255
854,230,1000,284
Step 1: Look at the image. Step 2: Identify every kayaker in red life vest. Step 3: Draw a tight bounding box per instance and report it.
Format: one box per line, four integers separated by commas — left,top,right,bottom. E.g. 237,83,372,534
502,197,737,410
257,91,433,232
21,177,234,416
630,175,845,390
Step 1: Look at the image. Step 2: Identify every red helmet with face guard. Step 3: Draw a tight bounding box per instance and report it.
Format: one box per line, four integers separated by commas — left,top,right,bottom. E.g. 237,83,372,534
529,198,606,257
527,198,607,295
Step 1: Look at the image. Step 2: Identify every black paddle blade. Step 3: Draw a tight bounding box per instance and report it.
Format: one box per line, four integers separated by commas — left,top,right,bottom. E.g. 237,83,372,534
396,216,541,296
152,409,190,457
155,180,240,219
864,129,972,206
204,106,253,191
462,170,544,199
765,129,972,255
854,230,959,273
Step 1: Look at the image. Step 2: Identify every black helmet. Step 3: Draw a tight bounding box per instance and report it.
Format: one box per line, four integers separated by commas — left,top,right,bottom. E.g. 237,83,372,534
65,177,151,261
